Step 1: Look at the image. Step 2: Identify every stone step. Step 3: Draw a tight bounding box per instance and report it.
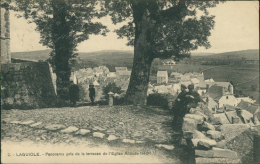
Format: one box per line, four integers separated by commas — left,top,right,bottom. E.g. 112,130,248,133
195,157,241,163
155,144,175,150
195,147,238,159
107,135,118,141
93,132,106,139
75,129,91,135
122,139,135,144
30,122,42,127
45,124,66,131
60,126,79,133
19,120,34,125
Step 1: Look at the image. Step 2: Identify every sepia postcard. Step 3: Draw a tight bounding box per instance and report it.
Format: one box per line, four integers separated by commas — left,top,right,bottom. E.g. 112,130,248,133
1,1,259,163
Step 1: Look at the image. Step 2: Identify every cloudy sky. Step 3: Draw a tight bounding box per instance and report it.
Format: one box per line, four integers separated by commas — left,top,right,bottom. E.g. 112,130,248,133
10,1,259,53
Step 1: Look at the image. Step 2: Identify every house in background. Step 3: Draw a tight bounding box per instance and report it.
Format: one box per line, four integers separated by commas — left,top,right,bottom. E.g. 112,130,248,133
157,71,168,84
207,84,237,108
115,67,127,72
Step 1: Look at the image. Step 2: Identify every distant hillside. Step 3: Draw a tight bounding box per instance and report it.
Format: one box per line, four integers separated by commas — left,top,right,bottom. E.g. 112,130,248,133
191,52,215,56
193,49,259,61
11,49,259,62
11,49,52,61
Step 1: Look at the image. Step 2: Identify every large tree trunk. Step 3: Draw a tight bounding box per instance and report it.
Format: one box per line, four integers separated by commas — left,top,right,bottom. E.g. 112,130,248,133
125,3,156,105
52,1,71,100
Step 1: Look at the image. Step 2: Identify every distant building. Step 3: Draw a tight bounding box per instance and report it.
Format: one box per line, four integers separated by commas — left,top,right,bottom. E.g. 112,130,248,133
157,71,168,84
207,85,237,108
93,67,103,77
163,60,176,65
170,72,182,79
107,72,117,78
115,67,127,72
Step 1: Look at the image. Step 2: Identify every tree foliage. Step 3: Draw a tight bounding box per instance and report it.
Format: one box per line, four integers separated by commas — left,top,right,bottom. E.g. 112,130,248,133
6,0,108,100
102,0,223,104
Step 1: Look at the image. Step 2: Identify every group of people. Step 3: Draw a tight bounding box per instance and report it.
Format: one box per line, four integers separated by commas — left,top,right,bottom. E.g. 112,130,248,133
171,84,204,144
69,81,95,107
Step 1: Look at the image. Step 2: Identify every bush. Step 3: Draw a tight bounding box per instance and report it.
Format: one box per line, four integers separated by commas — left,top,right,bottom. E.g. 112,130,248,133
147,93,170,109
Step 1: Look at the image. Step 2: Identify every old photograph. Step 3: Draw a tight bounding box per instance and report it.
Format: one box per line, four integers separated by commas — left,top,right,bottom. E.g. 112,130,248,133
1,0,259,163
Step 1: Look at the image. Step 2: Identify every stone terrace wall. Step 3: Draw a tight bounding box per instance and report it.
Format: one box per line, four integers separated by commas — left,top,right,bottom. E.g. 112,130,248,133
1,62,57,109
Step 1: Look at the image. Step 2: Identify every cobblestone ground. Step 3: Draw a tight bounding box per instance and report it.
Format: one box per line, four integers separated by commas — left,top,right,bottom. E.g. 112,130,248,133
1,105,187,163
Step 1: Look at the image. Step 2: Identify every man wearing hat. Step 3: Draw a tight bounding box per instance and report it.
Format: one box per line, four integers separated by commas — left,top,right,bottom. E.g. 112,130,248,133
88,84,95,105
171,84,187,145
185,84,204,113
69,81,80,107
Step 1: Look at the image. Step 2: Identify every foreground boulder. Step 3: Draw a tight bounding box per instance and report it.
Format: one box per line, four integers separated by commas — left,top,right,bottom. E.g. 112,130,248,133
195,147,238,159
182,118,197,132
198,122,215,131
185,114,204,124
192,139,217,148
195,157,241,163
206,130,224,141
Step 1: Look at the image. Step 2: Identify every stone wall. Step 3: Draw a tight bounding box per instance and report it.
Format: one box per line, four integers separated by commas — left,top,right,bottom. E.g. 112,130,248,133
1,6,11,64
1,62,57,109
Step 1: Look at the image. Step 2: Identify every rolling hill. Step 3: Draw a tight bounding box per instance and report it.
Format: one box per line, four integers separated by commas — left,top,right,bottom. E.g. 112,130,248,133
192,49,259,61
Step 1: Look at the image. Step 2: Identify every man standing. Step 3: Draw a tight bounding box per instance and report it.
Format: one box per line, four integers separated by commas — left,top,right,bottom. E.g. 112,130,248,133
89,84,95,105
185,84,204,113
69,81,80,107
171,84,187,145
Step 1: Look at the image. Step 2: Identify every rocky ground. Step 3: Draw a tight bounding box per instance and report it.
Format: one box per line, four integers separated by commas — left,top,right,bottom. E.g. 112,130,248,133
1,105,191,163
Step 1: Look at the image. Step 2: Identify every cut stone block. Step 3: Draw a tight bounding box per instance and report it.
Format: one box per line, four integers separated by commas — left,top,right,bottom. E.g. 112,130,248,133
155,144,175,150
19,120,34,125
193,130,208,139
135,140,145,144
93,126,106,131
75,129,91,135
195,147,238,159
122,139,135,144
107,135,118,141
206,130,224,141
45,124,66,131
185,114,204,124
198,122,215,131
182,118,197,132
30,122,42,127
93,132,105,138
10,121,21,124
194,111,209,121
192,139,217,147
197,141,212,150
60,126,79,133
195,157,241,163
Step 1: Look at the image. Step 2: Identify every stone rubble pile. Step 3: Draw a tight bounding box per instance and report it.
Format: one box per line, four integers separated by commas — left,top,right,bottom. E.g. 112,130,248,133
182,107,242,163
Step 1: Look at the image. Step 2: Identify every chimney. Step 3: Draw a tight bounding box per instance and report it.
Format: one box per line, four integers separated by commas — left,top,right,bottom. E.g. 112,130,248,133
228,84,234,94
222,87,225,95
206,84,209,93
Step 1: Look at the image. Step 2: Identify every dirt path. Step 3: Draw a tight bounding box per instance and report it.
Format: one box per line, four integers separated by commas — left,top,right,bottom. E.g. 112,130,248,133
1,106,188,163
236,75,259,85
